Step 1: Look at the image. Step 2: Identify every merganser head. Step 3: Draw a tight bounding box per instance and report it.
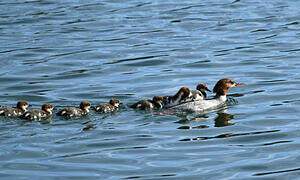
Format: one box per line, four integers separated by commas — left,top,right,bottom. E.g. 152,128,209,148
80,101,92,112
42,103,54,114
213,78,246,96
196,83,211,92
152,95,164,109
17,100,31,112
174,86,192,101
109,98,122,108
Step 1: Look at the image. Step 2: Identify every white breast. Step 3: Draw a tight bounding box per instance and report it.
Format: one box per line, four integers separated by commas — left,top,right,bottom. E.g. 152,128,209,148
170,95,227,112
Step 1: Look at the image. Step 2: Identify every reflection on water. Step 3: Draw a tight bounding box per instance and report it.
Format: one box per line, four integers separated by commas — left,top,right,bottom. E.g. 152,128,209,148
253,167,300,176
176,109,235,127
175,113,210,124
180,129,280,142
214,112,235,127
175,102,236,127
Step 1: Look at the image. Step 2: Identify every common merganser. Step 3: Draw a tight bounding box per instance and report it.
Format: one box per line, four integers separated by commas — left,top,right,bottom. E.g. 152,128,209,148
169,78,245,112
189,83,211,101
21,103,53,120
163,86,192,108
57,101,91,118
0,100,31,117
93,98,121,113
130,95,164,110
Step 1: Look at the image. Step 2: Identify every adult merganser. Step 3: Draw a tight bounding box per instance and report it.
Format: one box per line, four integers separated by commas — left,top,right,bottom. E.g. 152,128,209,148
57,101,91,118
0,100,31,117
21,103,53,120
163,86,192,108
169,78,245,112
93,98,121,113
189,83,211,101
130,95,164,110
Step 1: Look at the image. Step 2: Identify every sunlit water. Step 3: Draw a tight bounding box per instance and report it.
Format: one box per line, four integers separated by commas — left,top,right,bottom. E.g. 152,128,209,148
1,0,300,179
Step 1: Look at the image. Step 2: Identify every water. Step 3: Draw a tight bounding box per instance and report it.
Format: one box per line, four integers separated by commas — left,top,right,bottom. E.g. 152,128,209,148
1,0,300,179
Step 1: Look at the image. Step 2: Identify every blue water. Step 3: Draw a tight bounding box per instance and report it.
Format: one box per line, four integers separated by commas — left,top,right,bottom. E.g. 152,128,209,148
1,0,300,179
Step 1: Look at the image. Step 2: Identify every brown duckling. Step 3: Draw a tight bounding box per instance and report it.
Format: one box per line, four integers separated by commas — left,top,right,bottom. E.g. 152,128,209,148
93,98,121,113
57,101,91,118
130,95,164,110
21,103,53,120
0,100,31,117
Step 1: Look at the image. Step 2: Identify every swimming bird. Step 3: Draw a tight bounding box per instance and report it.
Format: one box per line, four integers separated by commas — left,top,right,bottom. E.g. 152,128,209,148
93,98,121,113
130,95,164,110
189,83,211,101
0,100,31,117
57,101,91,118
163,86,192,108
169,78,246,112
21,103,53,120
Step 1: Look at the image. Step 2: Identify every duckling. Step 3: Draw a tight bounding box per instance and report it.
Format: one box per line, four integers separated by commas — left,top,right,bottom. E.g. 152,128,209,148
163,87,192,108
0,100,31,117
190,83,211,101
93,98,121,113
130,95,164,110
57,101,91,118
21,103,53,120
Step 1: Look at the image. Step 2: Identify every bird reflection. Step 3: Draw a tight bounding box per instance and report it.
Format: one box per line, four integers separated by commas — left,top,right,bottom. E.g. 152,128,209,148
175,113,209,124
214,112,235,127
175,109,235,128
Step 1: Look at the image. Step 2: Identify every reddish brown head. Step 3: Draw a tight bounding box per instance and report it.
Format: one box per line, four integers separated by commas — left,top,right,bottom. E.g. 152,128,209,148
17,100,31,112
152,95,164,109
174,86,191,101
213,78,245,96
42,103,54,114
80,101,92,110
109,98,121,107
196,83,211,92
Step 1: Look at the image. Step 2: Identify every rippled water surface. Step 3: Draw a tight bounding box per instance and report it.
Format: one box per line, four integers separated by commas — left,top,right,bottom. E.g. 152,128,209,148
1,0,300,179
